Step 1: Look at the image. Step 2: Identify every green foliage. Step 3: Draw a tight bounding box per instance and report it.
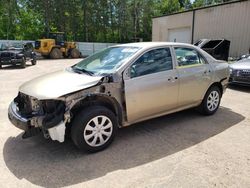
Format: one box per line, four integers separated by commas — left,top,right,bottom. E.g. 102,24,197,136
192,0,228,8
0,0,234,42
160,0,181,14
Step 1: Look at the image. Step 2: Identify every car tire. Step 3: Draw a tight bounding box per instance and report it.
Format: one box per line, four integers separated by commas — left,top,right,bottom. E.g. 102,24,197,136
31,58,37,65
20,57,26,68
198,85,221,115
70,48,80,58
71,106,118,152
50,48,62,59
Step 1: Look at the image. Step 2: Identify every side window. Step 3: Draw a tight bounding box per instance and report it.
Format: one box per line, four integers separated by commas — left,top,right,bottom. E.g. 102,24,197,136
130,48,173,78
174,47,206,67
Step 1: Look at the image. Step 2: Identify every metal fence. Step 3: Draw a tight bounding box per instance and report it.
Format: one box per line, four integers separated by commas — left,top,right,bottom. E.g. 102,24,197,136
77,42,117,56
0,40,117,56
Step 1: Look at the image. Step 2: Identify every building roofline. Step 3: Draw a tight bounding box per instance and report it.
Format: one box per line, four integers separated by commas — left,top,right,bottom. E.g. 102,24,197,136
153,0,249,19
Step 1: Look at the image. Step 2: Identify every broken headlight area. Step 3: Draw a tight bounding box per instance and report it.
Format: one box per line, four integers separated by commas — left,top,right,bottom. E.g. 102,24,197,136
14,93,66,139
14,92,36,118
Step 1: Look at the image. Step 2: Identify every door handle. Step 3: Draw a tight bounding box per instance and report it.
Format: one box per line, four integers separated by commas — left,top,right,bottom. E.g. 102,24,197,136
204,70,211,75
168,77,178,82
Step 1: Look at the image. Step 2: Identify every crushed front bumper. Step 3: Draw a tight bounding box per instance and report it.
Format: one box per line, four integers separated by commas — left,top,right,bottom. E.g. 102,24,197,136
8,101,66,142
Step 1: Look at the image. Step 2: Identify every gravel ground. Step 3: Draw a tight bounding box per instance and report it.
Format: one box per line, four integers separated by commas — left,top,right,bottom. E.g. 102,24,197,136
0,59,250,188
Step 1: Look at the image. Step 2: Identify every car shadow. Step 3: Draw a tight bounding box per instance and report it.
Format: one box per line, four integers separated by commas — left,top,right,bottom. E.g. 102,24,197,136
0,64,33,70
3,107,244,187
228,84,250,93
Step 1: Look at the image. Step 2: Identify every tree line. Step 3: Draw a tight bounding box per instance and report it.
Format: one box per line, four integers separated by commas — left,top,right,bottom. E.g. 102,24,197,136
0,0,232,43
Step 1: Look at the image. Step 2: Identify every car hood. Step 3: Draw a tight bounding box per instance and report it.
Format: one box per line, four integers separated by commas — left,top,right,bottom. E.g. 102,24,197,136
230,60,250,70
19,69,103,100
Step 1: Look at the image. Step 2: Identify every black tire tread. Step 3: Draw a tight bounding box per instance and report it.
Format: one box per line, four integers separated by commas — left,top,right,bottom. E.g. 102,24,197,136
50,48,63,59
70,48,80,58
20,57,26,68
198,85,221,116
71,106,118,152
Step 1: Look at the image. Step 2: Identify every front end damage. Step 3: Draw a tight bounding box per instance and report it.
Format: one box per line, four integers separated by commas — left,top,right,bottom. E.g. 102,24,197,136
8,78,124,143
8,92,67,142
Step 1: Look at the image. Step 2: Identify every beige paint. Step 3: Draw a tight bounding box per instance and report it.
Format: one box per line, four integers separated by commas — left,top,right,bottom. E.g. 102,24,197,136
152,11,193,42
122,43,229,125
19,69,103,100
152,0,250,57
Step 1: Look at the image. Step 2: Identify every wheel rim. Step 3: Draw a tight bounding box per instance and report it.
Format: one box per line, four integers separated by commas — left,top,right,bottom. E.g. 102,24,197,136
83,115,113,147
207,90,220,111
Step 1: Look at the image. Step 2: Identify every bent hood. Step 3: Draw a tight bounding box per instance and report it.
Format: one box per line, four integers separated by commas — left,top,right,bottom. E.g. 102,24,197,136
19,69,103,100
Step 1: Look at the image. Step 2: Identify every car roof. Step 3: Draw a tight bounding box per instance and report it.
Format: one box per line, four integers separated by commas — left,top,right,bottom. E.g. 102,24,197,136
115,42,195,49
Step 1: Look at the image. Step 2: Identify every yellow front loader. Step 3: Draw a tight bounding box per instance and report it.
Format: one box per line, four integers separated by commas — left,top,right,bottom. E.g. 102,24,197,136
34,32,81,59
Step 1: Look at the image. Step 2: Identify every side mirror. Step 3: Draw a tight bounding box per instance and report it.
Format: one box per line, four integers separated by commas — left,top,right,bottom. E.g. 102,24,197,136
130,65,137,78
123,66,135,79
124,67,131,78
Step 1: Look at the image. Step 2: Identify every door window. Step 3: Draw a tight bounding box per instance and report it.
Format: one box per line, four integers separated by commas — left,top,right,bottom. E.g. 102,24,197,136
130,48,173,78
174,47,206,67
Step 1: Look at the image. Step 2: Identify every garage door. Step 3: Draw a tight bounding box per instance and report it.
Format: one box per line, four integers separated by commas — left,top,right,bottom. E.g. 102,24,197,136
168,27,191,43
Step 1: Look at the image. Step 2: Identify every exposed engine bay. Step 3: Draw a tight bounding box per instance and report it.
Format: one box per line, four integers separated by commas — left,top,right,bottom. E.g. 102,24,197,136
10,76,124,143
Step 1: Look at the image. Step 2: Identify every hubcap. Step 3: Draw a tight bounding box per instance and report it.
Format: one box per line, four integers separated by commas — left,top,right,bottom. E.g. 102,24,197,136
207,90,220,111
83,115,113,147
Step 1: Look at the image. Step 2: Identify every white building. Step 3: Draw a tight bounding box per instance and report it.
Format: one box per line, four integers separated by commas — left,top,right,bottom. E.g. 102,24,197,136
152,0,250,57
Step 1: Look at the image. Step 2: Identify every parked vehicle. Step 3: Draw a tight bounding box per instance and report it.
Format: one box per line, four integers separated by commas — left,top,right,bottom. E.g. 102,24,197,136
35,32,81,59
229,56,250,85
8,42,229,152
194,39,230,61
0,42,37,68
238,54,250,61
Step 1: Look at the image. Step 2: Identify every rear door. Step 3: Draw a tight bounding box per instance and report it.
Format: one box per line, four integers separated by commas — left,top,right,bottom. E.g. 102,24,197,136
123,47,179,123
173,47,213,107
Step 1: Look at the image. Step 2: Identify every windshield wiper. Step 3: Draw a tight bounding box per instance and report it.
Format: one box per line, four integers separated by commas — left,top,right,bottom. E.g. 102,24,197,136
72,66,94,76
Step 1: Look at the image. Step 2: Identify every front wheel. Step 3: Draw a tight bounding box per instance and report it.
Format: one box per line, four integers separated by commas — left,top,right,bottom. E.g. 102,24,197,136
71,106,118,152
50,48,63,59
20,57,26,68
31,57,37,65
198,86,221,115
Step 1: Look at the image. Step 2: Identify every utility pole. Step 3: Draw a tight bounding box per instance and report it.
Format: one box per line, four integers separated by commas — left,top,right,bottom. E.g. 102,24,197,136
7,0,11,40
134,0,137,41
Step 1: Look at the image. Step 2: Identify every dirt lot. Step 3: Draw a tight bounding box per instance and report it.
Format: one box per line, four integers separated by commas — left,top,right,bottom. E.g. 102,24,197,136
0,59,250,188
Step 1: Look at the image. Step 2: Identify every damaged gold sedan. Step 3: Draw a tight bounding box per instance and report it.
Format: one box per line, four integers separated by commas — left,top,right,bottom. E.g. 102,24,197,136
8,42,229,152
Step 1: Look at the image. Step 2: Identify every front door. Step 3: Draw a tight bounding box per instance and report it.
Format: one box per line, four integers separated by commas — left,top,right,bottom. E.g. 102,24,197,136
123,47,179,123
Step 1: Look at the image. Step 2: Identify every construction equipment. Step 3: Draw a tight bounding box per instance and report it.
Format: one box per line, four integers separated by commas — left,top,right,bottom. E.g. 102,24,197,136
34,32,81,59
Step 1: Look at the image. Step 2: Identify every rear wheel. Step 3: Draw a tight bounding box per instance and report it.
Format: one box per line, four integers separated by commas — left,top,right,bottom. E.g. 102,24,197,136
71,106,118,152
198,86,221,115
50,48,63,59
70,48,80,58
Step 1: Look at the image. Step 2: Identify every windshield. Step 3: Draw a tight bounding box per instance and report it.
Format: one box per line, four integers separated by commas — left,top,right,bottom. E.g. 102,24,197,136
73,46,140,75
0,43,23,50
